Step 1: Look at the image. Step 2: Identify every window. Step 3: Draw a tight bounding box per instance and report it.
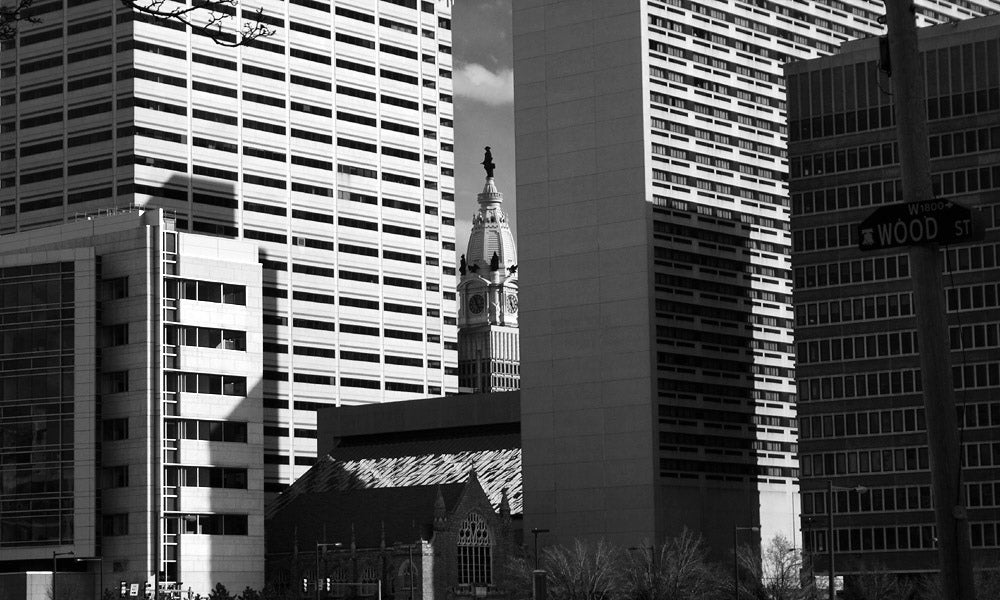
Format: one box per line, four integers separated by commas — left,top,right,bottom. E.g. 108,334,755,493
395,560,418,600
164,372,247,396
182,514,248,535
102,418,128,441
99,277,128,300
456,512,492,585
173,419,248,442
101,371,128,394
102,465,129,488
102,323,128,346
166,466,248,489
103,514,129,536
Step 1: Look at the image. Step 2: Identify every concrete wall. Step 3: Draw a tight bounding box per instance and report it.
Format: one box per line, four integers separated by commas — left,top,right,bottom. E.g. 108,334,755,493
513,0,659,544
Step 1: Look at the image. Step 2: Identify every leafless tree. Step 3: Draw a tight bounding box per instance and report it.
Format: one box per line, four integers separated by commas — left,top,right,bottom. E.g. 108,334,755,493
736,534,804,600
621,529,724,600
0,0,272,44
840,563,914,600
542,539,620,600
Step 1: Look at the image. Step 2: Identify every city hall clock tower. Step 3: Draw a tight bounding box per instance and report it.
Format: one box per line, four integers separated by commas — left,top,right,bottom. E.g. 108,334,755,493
457,147,519,392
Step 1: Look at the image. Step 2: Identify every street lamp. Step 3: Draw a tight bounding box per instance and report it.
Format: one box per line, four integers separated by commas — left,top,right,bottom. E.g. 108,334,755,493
823,481,868,600
530,528,549,570
316,542,343,600
732,526,759,600
76,557,104,600
52,550,74,600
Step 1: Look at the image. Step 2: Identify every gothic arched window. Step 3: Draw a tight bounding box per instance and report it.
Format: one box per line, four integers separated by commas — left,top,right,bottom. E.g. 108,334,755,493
394,559,418,600
457,512,493,585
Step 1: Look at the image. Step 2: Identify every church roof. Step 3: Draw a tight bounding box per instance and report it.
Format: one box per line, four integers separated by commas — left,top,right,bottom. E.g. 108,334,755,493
265,448,522,519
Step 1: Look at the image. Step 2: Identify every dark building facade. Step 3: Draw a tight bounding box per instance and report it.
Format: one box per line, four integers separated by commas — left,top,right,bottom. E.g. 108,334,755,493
788,15,1000,575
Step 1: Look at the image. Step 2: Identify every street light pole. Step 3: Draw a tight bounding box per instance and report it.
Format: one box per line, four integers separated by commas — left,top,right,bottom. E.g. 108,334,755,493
316,542,343,600
530,528,549,570
827,481,834,600
52,550,74,600
732,526,759,600
823,482,868,600
408,543,414,600
77,557,104,600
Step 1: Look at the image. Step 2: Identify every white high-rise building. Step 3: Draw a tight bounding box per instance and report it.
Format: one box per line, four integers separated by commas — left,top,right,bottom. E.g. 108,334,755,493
512,0,999,556
0,0,458,497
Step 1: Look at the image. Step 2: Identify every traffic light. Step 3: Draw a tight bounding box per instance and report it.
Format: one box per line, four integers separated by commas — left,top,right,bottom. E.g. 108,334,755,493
325,578,331,591
302,578,309,593
119,581,128,598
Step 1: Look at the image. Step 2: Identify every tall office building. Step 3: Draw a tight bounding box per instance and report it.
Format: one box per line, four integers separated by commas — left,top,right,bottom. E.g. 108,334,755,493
0,209,264,594
788,15,1000,575
512,0,1000,556
457,165,519,393
0,0,458,495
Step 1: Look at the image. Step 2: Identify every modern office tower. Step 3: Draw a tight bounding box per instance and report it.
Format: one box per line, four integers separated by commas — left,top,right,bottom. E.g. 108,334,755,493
0,0,458,493
457,166,519,393
0,209,264,595
511,0,1000,556
788,15,1000,576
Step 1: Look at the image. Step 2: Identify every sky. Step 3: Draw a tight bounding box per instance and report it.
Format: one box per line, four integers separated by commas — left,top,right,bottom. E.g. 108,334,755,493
451,0,516,259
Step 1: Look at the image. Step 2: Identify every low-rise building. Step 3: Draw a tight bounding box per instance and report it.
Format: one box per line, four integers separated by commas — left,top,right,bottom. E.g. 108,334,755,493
0,209,264,597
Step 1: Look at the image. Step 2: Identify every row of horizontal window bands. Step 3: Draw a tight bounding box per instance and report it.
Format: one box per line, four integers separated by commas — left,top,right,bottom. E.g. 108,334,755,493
7,93,447,146
291,0,450,28
11,124,452,176
12,185,454,223
261,345,454,371
658,398,797,430
12,156,449,193
261,371,427,392
263,242,433,266
263,315,443,343
9,65,457,121
660,431,797,455
263,314,458,344
264,280,438,302
2,4,451,53
10,90,440,151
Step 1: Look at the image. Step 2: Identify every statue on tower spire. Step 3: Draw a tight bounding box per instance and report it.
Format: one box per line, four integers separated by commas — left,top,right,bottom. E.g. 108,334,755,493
481,146,496,178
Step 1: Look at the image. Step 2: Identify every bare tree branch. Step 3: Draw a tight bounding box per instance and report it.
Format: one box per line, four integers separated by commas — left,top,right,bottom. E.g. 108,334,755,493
0,0,37,41
1,0,271,45
120,0,272,47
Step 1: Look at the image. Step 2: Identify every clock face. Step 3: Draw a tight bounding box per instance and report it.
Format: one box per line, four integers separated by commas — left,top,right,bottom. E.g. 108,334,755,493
468,294,485,314
506,294,518,313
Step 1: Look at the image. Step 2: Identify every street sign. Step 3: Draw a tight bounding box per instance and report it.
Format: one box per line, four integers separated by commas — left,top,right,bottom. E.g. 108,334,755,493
857,199,982,251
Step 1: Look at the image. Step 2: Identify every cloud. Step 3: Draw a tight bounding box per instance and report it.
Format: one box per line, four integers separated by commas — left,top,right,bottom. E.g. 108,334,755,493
453,63,514,106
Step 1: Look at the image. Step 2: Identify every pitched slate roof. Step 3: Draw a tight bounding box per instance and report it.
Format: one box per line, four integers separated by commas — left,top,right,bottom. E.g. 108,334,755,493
266,448,522,519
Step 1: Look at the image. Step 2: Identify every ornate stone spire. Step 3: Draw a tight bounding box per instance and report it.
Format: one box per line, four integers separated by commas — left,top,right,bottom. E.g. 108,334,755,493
457,144,520,392
464,150,516,278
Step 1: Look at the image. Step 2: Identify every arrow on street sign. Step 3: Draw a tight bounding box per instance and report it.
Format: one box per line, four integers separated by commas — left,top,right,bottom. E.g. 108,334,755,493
857,199,983,251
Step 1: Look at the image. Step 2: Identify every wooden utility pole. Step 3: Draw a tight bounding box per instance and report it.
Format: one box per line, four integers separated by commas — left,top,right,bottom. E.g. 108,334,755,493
882,5,975,599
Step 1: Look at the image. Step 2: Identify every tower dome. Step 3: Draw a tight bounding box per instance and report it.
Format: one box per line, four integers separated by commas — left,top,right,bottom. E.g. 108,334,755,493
464,174,517,275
